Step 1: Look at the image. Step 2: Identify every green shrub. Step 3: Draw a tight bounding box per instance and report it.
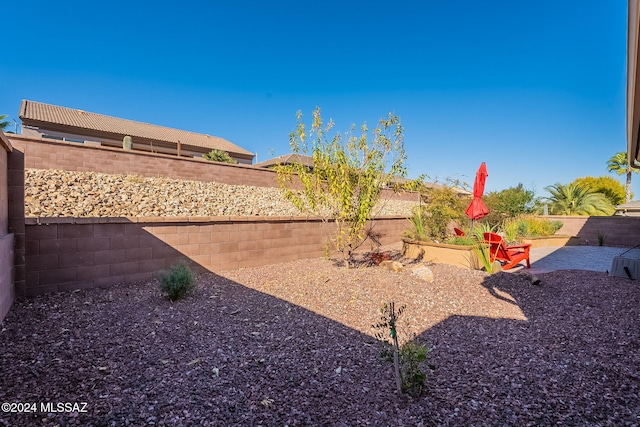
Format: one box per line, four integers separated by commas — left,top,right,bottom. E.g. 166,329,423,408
503,215,563,238
160,264,195,301
472,223,498,273
372,302,434,396
422,187,468,242
204,149,238,164
400,342,431,395
444,236,476,246
402,206,429,241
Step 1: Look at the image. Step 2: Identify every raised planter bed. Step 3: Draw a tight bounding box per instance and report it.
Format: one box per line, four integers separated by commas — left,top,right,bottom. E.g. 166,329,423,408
521,235,579,248
402,238,480,270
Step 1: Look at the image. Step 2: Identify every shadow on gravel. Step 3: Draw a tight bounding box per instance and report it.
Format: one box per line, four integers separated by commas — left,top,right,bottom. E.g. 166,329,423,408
2,255,639,426
416,271,640,425
0,272,420,426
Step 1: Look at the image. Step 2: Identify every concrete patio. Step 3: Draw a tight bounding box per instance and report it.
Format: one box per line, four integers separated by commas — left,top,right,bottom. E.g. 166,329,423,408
524,245,640,275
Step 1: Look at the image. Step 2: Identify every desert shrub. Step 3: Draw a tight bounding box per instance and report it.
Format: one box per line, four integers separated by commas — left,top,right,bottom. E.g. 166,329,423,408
596,231,607,246
402,206,429,241
424,187,468,241
372,302,434,396
422,204,452,242
503,215,563,238
483,184,535,218
471,223,498,274
399,342,431,395
573,176,626,206
160,264,195,301
444,236,476,246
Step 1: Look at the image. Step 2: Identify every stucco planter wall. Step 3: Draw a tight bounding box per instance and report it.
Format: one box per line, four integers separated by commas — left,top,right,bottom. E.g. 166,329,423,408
402,238,480,270
521,235,579,248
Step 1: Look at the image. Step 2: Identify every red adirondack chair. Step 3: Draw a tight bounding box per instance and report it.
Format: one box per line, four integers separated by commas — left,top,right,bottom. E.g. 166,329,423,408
483,232,531,270
454,227,466,237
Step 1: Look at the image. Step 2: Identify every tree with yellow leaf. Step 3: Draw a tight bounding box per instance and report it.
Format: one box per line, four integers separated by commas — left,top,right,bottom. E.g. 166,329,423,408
276,107,417,267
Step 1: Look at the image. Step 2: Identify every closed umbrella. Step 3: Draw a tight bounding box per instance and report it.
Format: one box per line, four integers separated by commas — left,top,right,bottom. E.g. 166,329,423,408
465,162,489,229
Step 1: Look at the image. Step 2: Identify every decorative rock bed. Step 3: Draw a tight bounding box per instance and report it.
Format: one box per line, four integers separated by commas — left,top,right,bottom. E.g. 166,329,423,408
25,169,419,218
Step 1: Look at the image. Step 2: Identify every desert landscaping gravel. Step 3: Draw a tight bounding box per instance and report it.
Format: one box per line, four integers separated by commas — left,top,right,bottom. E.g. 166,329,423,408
1,246,639,426
24,169,417,218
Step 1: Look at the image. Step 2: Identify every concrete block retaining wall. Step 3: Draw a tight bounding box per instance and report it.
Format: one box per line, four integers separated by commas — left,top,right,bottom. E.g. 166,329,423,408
23,216,409,297
5,135,417,300
8,135,280,188
0,132,14,322
550,215,640,247
5,133,640,308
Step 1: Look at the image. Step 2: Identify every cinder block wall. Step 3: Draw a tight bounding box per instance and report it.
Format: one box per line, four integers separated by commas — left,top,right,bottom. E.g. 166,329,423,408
7,135,419,203
23,216,408,296
550,215,640,247
9,134,280,188
4,135,418,297
0,132,14,322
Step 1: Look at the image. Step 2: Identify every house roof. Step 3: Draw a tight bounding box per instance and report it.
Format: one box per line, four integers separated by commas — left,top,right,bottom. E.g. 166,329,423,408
255,152,470,195
18,100,254,157
254,153,314,168
616,200,640,210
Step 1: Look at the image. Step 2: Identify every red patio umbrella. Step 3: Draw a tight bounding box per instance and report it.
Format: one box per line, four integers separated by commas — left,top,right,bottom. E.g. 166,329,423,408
465,162,489,222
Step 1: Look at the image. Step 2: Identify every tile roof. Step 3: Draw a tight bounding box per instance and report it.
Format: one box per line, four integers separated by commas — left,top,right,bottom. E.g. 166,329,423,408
616,200,640,209
254,153,314,168
19,100,254,156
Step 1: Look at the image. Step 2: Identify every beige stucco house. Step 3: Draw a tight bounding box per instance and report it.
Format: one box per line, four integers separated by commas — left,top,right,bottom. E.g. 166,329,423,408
18,100,255,164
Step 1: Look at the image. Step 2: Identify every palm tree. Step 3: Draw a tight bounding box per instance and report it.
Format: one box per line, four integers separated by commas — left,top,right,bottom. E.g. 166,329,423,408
0,115,10,132
607,152,640,203
543,183,615,216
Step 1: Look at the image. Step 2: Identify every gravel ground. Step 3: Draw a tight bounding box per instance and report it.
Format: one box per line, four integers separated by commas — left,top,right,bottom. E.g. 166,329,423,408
24,169,417,218
1,246,639,426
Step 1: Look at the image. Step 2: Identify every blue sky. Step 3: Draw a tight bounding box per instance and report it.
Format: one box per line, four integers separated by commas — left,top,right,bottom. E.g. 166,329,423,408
0,0,629,197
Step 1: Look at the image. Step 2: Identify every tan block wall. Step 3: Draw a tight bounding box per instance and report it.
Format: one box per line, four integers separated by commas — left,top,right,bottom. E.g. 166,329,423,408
9,134,279,188
550,215,640,247
7,133,417,299
0,141,7,234
0,132,14,322
23,216,408,296
7,135,420,202
7,145,25,297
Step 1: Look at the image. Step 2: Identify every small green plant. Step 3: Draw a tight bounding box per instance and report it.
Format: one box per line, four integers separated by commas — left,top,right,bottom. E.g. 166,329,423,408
502,220,519,244
402,206,429,241
372,302,433,396
160,264,195,301
122,135,133,150
596,231,607,246
444,236,476,246
399,342,431,396
204,149,238,164
323,240,332,260
472,223,497,273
